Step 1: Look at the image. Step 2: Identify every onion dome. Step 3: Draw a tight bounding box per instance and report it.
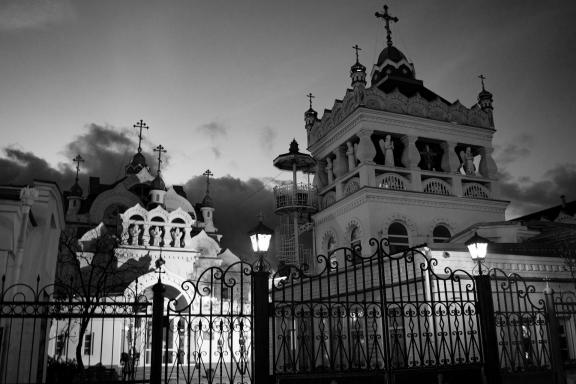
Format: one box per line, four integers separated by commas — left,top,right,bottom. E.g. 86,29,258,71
304,93,318,131
477,75,494,111
202,193,214,208
69,182,83,197
350,44,367,88
371,45,415,85
150,174,166,191
126,152,148,175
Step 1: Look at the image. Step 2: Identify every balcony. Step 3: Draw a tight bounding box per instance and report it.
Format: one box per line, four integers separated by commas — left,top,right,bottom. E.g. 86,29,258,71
273,183,318,213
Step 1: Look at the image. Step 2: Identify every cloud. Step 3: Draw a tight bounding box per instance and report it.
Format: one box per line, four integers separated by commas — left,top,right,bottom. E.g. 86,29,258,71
196,122,228,160
259,126,277,153
500,163,576,218
494,134,533,166
183,175,279,261
0,147,74,187
0,0,76,31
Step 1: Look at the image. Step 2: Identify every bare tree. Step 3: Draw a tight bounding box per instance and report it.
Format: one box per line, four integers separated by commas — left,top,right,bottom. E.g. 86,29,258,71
56,224,151,370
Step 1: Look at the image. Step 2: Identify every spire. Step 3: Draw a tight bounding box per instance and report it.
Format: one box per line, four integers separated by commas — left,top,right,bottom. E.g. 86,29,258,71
304,92,318,131
126,119,150,175
477,74,494,126
133,119,149,154
70,154,84,197
202,169,214,207
151,144,167,191
350,44,367,87
375,4,398,48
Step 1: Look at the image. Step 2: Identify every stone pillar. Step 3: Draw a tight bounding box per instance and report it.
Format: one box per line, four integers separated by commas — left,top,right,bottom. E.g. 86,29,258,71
441,141,461,173
357,163,376,188
333,146,347,178
355,130,376,164
325,158,334,184
163,225,172,247
401,136,421,170
346,141,356,171
314,160,327,189
479,146,498,179
452,175,463,197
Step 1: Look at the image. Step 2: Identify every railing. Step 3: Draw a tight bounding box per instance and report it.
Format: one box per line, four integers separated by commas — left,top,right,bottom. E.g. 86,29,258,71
274,183,318,212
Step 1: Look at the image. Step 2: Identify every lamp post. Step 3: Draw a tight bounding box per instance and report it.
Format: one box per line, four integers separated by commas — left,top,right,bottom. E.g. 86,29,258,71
465,232,489,276
248,217,274,270
248,217,273,384
466,231,501,384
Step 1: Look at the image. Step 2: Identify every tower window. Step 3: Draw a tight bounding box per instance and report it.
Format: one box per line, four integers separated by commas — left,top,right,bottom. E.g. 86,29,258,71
432,225,451,243
388,222,409,254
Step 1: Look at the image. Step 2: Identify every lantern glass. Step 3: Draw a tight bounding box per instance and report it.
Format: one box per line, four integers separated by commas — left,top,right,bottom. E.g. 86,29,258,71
250,233,272,253
467,242,487,261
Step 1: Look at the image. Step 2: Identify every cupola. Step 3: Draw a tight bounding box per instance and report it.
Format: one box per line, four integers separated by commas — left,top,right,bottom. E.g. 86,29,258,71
66,154,84,217
304,92,318,132
200,169,216,232
350,44,367,88
477,75,494,126
126,120,150,175
148,144,167,209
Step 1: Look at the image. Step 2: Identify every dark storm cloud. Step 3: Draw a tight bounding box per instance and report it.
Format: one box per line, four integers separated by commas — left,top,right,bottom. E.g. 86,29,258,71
494,134,534,166
183,175,279,262
0,124,159,188
196,122,227,159
501,163,576,218
0,147,74,187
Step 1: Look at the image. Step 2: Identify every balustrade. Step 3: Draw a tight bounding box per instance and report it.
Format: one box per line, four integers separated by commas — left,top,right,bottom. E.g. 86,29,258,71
273,183,318,212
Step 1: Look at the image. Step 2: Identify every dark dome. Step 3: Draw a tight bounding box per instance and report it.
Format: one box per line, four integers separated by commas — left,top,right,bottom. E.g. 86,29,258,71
69,182,83,197
131,152,147,166
151,174,166,191
202,194,214,208
376,46,408,66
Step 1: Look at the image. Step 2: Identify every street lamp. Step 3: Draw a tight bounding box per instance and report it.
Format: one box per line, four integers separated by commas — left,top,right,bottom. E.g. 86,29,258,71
465,232,490,275
248,217,274,270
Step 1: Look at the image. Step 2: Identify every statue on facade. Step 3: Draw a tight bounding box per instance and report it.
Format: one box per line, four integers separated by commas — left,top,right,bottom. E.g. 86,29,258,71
129,225,140,245
151,226,162,246
172,228,183,248
459,147,476,175
379,135,395,167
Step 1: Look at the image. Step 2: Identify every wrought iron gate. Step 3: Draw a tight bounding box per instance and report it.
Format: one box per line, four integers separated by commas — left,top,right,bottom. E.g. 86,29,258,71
0,276,151,384
163,262,254,384
268,239,482,382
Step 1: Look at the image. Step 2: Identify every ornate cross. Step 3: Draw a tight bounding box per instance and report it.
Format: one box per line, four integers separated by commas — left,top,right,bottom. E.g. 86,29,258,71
203,169,213,194
352,44,362,63
375,5,399,47
479,74,487,91
153,144,166,175
306,93,315,110
133,119,149,153
73,154,84,183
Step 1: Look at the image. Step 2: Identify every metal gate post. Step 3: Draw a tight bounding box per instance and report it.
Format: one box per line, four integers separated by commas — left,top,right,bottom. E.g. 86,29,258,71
544,285,566,384
150,278,165,384
253,270,271,384
474,274,502,384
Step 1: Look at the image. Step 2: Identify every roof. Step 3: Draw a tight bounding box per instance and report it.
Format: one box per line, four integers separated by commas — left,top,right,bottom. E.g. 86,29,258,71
511,199,576,222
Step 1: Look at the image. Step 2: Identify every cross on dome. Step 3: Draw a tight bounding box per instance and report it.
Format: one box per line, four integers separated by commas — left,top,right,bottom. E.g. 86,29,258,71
353,44,362,63
203,169,213,195
306,93,315,110
133,119,149,153
479,74,487,91
73,154,84,183
153,144,166,176
375,4,399,47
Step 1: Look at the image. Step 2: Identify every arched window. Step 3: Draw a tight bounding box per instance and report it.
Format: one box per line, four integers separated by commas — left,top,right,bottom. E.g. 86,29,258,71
388,222,409,254
432,225,451,243
350,226,362,264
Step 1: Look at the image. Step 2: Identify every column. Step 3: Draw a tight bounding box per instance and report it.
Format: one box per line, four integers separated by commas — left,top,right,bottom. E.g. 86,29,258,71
441,141,461,173
333,146,347,179
355,130,376,164
401,135,421,170
314,160,327,189
479,146,498,179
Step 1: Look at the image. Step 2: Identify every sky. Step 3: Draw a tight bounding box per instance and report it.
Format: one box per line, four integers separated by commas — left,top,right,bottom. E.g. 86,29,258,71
1,0,576,255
